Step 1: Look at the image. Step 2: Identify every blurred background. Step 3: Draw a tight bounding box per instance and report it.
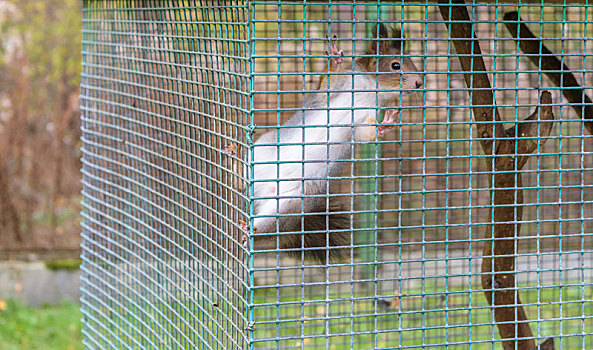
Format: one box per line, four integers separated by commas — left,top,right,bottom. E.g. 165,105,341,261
0,0,81,254
1,1,591,349
0,1,83,348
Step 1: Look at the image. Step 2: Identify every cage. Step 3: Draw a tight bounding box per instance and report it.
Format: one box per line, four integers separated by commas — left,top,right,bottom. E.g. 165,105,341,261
80,1,592,349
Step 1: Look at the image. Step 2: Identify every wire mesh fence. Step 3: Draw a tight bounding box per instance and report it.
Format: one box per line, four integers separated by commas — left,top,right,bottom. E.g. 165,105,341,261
80,1,592,349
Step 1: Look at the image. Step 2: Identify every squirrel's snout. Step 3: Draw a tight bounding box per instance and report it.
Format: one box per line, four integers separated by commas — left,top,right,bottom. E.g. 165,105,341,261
415,80,423,89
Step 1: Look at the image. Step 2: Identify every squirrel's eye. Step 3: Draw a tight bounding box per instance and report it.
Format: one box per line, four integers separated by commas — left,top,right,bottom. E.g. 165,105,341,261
391,62,401,71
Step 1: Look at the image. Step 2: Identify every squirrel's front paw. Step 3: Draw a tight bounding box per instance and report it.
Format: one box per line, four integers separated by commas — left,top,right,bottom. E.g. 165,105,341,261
325,34,344,66
238,220,256,249
378,109,400,137
223,143,238,156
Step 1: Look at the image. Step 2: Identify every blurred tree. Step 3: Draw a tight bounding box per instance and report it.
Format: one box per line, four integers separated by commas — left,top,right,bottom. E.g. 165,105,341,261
0,0,81,251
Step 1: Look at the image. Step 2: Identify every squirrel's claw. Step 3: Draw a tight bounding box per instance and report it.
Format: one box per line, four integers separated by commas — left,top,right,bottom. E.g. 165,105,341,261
223,143,238,156
238,219,249,231
383,109,400,124
241,234,248,249
329,46,343,65
378,109,400,137
325,34,343,65
238,220,253,249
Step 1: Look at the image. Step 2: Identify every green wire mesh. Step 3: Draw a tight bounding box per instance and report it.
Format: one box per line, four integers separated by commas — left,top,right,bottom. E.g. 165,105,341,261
80,1,592,349
80,1,250,348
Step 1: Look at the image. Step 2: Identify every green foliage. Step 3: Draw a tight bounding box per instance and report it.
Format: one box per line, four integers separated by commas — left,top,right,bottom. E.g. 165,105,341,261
0,300,82,350
0,0,81,94
44,258,81,271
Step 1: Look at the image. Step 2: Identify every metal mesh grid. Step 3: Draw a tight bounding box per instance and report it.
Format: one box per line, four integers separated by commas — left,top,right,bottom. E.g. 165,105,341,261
80,1,592,349
80,1,250,349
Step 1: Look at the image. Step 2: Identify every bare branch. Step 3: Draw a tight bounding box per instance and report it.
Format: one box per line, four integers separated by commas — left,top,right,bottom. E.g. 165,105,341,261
438,0,503,156
513,91,555,168
504,11,593,135
438,1,556,349
0,159,22,242
540,338,555,350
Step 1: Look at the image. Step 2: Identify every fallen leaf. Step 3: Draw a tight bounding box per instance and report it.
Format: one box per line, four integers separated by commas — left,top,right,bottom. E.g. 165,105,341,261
392,289,402,308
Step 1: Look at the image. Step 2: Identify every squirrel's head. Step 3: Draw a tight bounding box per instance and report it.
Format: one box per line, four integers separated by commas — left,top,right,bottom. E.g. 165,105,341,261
357,24,423,95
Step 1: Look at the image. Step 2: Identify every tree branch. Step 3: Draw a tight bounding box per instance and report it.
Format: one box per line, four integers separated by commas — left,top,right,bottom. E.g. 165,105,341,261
0,159,21,243
503,11,593,135
438,2,555,349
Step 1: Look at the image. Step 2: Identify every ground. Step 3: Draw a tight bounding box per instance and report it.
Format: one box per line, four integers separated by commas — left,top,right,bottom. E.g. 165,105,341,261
0,300,82,350
0,283,590,349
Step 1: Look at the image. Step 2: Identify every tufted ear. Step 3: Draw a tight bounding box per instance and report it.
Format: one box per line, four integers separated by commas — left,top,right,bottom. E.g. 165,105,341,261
390,27,404,53
367,23,391,55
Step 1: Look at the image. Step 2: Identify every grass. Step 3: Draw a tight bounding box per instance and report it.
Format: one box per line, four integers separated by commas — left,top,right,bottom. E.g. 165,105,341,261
76,282,592,349
44,259,82,271
251,284,593,349
1,284,590,349
0,300,82,350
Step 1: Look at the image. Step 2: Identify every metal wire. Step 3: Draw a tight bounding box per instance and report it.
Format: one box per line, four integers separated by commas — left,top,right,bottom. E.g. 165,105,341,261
80,1,592,349
80,1,251,349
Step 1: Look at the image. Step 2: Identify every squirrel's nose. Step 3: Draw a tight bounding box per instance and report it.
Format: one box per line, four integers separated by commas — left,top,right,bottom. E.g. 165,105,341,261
415,80,423,89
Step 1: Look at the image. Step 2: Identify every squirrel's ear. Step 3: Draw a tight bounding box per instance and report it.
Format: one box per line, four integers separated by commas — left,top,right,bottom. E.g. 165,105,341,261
390,27,404,53
368,23,390,55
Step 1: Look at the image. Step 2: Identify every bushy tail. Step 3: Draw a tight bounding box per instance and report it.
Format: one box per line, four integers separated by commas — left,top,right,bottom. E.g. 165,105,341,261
279,196,351,264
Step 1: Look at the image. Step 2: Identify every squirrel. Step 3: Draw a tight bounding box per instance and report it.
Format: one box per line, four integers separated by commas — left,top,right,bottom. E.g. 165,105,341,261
232,24,423,263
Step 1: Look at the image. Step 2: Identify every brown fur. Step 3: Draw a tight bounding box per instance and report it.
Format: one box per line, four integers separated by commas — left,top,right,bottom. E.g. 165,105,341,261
318,24,421,96
279,196,350,264
356,24,421,92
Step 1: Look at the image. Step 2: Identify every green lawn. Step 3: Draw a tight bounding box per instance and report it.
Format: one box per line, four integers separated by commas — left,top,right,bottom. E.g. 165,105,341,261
250,285,593,349
0,300,82,350
1,284,591,349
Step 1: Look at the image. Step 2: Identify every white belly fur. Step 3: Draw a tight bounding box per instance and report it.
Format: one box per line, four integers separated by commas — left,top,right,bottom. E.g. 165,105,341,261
249,79,392,232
